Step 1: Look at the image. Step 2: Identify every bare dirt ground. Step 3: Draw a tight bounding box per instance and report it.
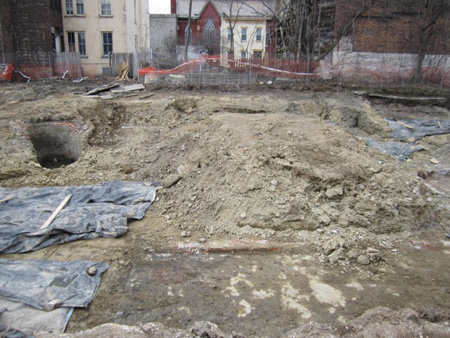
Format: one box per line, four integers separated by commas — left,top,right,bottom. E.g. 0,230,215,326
0,79,449,337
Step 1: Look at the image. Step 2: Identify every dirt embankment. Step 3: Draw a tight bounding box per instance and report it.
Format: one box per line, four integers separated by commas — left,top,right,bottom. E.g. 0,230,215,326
0,80,449,337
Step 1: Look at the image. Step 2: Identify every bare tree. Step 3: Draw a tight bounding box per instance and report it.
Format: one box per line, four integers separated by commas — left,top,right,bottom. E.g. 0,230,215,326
413,0,450,82
221,0,246,58
253,0,380,61
184,0,193,61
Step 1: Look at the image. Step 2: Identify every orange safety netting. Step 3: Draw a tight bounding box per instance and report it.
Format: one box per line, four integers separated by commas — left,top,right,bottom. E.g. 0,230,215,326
138,55,322,79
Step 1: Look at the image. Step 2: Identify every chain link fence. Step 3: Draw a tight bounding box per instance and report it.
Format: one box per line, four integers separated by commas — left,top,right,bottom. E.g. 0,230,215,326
137,52,450,89
0,52,82,79
2,49,449,89
333,50,450,89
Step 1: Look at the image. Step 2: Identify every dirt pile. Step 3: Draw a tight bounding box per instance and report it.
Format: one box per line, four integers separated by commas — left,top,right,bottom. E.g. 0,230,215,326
0,85,448,248
139,95,444,240
0,81,449,336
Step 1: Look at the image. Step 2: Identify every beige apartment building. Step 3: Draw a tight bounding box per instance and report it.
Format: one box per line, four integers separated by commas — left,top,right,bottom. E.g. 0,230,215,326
62,0,149,77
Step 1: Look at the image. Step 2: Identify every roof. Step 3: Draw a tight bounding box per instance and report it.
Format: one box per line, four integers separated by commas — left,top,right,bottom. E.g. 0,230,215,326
176,0,278,18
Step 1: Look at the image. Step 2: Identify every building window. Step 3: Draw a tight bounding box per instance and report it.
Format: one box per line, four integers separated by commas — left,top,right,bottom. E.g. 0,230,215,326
256,28,262,41
78,32,86,55
204,19,216,46
66,0,73,14
227,28,232,41
266,28,270,47
50,0,61,11
253,51,262,59
240,50,247,59
241,27,247,41
67,32,75,52
76,0,84,15
102,32,113,56
101,0,111,16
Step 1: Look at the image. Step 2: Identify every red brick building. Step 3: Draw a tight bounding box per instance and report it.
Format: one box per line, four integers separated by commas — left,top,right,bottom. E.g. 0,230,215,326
333,0,450,85
335,0,450,55
176,0,222,54
172,0,276,59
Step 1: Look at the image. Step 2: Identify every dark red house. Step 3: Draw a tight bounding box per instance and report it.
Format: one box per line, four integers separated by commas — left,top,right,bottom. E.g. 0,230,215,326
174,0,222,54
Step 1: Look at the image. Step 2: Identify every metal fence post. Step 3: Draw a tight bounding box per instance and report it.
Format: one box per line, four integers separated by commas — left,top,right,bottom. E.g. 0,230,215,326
109,52,112,76
249,56,252,84
380,54,384,88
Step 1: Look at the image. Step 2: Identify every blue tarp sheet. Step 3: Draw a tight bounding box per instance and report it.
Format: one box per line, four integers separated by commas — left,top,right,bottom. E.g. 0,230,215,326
0,181,160,254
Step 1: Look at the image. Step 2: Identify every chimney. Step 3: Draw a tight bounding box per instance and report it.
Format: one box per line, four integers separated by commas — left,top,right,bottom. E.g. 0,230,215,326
171,0,177,14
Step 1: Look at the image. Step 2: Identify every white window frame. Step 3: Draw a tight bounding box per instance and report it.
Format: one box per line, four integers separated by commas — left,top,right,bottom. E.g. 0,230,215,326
256,28,262,42
67,32,76,52
76,0,84,15
101,0,111,16
241,27,247,41
253,50,262,59
102,32,113,57
66,0,74,15
78,32,86,56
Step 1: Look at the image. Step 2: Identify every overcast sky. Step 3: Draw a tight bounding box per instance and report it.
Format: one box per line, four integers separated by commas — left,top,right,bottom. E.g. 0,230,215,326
149,0,170,13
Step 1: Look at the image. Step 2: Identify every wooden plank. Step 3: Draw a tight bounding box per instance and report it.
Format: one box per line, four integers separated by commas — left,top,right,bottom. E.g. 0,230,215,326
111,84,145,93
0,196,13,203
86,83,119,95
397,120,415,130
367,93,446,101
40,194,72,230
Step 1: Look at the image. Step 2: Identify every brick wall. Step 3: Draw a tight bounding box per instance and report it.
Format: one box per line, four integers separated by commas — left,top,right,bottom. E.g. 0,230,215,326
335,0,450,55
0,0,15,61
9,0,63,55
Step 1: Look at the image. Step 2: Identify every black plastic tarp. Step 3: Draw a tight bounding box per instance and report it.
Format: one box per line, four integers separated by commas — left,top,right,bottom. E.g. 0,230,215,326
0,181,160,254
0,259,108,336
365,139,426,161
386,119,450,142
0,259,109,310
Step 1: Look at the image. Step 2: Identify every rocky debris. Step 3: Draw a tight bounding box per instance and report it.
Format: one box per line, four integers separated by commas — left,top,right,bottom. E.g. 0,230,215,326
318,234,384,265
40,308,450,338
87,266,97,276
39,321,241,338
180,231,191,238
285,307,450,338
45,299,63,311
1,86,446,262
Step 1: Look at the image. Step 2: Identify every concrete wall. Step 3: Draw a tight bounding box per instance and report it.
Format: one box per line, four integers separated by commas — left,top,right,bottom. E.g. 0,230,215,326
333,39,450,86
150,14,177,55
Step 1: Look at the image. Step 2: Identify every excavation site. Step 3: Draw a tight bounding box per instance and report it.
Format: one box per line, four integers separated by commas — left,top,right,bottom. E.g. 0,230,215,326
0,80,449,337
